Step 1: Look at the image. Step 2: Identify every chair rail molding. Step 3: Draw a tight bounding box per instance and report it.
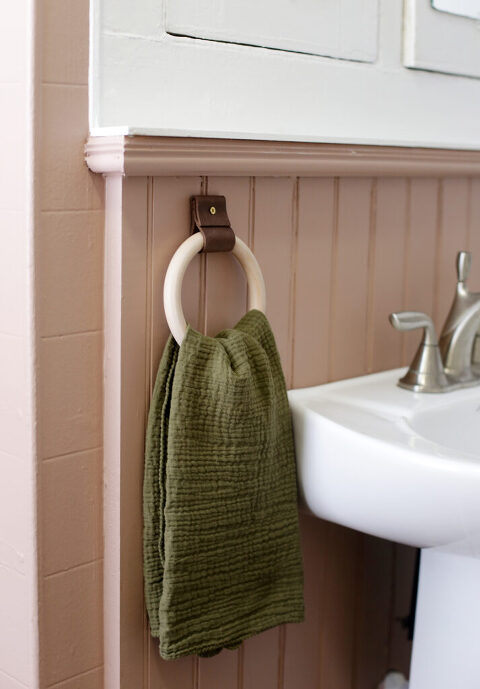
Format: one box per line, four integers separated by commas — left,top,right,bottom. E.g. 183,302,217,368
85,136,480,178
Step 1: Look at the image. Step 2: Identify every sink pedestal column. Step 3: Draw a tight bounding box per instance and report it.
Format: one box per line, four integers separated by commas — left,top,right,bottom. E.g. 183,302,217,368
410,547,480,689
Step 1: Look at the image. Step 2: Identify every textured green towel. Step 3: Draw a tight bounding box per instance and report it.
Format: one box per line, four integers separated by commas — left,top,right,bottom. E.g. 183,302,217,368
143,309,304,660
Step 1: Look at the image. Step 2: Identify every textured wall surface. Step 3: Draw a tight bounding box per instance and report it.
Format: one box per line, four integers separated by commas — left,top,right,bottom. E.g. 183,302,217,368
35,1,104,687
130,173,480,689
0,1,38,687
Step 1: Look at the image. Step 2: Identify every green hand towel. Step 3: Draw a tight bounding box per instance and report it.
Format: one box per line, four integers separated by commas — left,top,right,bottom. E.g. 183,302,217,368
143,309,304,660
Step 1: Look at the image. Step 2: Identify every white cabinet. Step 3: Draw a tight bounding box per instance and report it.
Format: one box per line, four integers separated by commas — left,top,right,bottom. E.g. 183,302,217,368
433,0,480,19
90,0,480,149
405,0,480,78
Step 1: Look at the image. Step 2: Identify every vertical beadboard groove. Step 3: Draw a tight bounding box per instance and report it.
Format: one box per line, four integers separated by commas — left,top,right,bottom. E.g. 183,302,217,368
386,545,397,671
287,178,300,389
401,179,412,365
350,535,364,689
327,178,340,382
144,176,154,689
248,178,256,251
365,178,378,373
277,625,287,689
199,177,208,336
195,175,209,688
233,178,256,689
146,177,155,401
432,179,443,327
148,176,203,689
193,657,199,689
465,178,473,249
237,642,244,689
468,179,480,282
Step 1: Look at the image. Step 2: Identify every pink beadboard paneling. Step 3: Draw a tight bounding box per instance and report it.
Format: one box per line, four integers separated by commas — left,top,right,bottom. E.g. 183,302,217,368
368,178,408,373
329,178,372,381
467,178,480,288
292,178,335,388
203,177,251,335
83,139,480,689
148,176,202,687
198,650,239,689
243,627,281,689
403,179,439,364
148,643,195,689
150,177,204,378
283,514,327,689
252,178,296,378
434,178,470,328
318,524,361,689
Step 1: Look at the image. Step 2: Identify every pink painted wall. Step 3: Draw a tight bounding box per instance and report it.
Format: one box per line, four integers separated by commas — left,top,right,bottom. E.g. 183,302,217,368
34,1,104,688
0,1,37,688
1,0,104,686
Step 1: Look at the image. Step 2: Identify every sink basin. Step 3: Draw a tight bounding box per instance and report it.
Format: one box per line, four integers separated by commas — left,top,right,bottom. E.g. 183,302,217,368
288,368,480,551
288,369,480,689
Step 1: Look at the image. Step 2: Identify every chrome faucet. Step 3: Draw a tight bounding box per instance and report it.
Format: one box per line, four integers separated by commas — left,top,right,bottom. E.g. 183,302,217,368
390,251,480,393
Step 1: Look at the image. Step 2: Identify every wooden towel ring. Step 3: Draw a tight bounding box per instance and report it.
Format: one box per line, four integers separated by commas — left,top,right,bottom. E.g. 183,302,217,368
164,233,267,346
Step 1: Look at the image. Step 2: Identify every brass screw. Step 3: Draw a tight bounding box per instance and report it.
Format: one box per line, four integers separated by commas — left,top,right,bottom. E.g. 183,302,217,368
209,206,216,215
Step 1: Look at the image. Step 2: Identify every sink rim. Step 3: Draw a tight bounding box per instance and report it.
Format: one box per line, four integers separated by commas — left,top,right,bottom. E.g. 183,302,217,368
289,367,480,463
288,368,480,549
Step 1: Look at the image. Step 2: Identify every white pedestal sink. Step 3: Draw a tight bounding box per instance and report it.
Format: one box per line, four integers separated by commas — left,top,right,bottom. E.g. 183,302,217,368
288,369,480,689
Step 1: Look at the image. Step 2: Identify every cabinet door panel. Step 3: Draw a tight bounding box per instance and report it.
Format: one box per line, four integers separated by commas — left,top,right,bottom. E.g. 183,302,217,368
166,0,379,62
404,0,480,78
433,0,480,20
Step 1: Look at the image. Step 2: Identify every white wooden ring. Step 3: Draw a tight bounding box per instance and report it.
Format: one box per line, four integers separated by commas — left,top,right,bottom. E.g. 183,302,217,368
164,233,267,345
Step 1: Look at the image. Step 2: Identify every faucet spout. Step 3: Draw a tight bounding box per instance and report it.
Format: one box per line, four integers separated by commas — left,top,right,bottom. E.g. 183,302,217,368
438,251,480,383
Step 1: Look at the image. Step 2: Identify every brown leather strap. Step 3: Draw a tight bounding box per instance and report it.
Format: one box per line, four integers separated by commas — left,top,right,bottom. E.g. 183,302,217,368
190,195,235,252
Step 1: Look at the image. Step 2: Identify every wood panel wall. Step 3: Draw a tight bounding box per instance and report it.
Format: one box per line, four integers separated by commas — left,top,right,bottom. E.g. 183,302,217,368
132,174,480,689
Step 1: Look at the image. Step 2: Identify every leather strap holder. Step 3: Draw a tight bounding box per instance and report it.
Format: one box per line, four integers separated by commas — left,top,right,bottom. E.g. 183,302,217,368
190,195,236,253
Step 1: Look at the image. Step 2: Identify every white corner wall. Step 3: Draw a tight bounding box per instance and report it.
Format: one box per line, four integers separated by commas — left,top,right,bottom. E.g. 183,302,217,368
0,0,38,686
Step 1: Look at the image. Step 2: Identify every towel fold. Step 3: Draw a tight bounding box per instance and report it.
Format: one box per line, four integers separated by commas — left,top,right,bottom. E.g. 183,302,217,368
143,309,304,660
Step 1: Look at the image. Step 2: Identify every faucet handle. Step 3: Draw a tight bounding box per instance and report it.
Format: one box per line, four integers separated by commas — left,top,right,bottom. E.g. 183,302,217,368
457,251,471,284
389,311,438,346
389,311,448,392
